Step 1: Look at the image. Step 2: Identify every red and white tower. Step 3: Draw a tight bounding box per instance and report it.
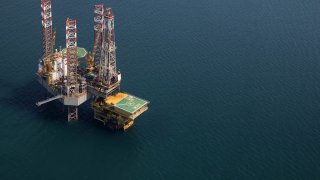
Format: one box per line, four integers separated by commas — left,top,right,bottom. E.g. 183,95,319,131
41,0,53,59
66,18,79,121
66,18,78,94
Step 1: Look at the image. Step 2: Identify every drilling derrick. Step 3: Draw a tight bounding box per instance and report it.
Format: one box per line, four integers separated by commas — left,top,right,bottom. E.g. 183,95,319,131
105,8,118,87
96,8,120,91
86,6,121,98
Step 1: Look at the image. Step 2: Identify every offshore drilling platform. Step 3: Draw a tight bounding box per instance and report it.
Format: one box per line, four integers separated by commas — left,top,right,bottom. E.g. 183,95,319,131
36,0,149,131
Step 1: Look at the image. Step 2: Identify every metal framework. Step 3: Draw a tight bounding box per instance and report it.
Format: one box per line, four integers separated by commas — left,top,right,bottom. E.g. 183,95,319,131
96,8,118,87
93,5,105,69
66,18,79,121
68,106,78,121
105,8,118,86
66,18,78,94
41,0,53,59
91,6,119,87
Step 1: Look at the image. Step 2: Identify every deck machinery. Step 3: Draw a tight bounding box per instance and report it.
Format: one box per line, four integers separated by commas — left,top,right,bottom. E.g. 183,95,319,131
36,0,149,131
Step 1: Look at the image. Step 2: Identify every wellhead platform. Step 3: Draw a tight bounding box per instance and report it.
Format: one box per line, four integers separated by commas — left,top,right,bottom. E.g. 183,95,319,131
36,0,149,131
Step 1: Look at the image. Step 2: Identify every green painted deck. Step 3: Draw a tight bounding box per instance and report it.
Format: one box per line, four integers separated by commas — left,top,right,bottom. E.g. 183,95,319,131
115,95,148,114
62,47,87,58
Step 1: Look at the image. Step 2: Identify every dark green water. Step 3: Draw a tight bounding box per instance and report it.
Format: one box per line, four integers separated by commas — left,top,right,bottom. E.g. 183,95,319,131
1,0,320,179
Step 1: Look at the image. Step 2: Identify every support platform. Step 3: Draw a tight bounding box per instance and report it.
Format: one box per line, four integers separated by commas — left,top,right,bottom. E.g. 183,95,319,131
36,73,87,121
92,92,149,131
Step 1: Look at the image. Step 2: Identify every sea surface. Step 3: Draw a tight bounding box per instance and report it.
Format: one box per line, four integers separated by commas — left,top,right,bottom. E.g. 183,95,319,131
0,0,320,179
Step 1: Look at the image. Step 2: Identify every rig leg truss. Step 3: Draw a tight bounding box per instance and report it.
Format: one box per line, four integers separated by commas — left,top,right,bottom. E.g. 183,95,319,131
41,0,53,59
68,106,78,121
66,18,79,121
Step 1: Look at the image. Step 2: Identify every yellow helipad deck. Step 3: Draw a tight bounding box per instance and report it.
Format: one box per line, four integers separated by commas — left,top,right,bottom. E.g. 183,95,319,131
104,92,149,114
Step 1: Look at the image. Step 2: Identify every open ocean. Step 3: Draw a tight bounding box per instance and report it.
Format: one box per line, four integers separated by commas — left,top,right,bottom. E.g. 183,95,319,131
0,0,320,179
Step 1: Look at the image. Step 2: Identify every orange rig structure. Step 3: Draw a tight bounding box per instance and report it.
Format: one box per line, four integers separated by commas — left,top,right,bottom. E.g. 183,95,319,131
36,0,149,131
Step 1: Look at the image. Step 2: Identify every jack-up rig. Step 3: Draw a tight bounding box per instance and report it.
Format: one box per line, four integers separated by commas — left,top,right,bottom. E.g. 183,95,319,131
36,0,149,131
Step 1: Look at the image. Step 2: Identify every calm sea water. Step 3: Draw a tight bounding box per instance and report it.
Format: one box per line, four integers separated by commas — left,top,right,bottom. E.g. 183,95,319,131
0,0,320,179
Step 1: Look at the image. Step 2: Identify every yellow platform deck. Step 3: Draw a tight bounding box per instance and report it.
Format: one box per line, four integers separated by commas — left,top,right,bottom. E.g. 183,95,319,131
105,92,128,105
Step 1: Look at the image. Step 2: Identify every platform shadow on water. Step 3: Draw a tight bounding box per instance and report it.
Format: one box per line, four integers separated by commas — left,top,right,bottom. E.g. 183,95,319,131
0,79,65,121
